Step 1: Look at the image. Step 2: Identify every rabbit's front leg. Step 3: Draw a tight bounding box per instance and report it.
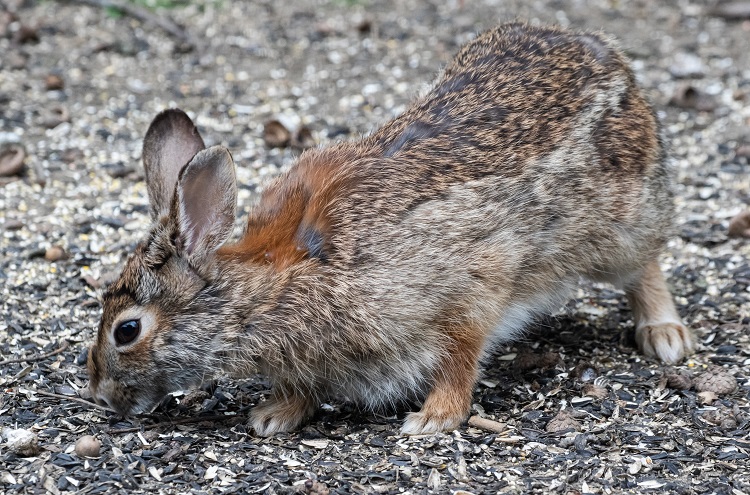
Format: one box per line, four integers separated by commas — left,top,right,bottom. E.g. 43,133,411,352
250,386,317,437
626,260,695,364
401,326,484,435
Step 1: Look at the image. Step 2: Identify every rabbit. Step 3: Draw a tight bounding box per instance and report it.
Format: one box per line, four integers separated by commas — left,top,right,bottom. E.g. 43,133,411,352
88,22,694,436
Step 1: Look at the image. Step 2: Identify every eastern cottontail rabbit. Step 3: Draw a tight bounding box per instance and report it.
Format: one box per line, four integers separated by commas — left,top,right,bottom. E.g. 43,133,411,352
88,22,693,435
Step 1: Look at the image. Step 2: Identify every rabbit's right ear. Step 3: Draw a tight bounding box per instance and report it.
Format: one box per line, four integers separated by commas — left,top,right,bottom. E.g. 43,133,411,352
172,146,237,264
142,109,205,220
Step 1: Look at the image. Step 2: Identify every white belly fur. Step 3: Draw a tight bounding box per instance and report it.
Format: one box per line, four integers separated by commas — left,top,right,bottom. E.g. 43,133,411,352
483,280,575,356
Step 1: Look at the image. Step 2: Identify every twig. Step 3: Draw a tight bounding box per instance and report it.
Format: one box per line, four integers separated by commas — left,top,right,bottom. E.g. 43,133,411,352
467,415,507,434
60,0,196,51
0,340,70,366
34,389,114,413
104,414,238,434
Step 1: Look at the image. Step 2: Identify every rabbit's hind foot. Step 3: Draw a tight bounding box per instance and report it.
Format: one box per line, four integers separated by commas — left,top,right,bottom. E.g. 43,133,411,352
626,260,695,364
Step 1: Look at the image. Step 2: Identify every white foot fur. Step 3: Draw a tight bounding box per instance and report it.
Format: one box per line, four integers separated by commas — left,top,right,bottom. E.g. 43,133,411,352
401,410,464,435
249,395,315,437
636,322,694,364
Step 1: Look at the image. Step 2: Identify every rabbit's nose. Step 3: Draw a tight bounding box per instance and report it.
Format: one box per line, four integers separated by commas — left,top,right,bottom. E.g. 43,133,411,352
88,384,113,410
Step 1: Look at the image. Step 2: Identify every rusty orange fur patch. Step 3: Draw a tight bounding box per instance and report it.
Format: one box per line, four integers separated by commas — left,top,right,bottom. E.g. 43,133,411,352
219,148,357,270
424,321,485,419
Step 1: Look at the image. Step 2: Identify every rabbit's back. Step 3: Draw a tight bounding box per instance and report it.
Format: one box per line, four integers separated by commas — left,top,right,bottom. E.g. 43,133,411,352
370,23,661,179
331,24,672,289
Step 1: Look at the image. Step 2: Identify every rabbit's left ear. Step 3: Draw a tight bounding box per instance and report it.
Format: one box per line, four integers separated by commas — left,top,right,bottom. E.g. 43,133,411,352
171,146,237,262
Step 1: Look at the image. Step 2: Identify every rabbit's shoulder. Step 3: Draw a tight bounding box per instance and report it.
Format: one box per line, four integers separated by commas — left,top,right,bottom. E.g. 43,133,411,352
219,146,363,269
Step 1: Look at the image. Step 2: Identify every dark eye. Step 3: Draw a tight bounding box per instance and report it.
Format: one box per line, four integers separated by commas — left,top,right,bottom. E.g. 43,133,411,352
114,320,141,345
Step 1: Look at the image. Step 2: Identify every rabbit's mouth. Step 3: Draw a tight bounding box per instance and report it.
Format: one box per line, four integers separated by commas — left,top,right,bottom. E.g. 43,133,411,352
90,378,163,417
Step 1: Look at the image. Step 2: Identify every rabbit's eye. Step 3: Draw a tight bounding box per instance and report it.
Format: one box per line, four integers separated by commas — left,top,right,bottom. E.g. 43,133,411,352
114,320,141,345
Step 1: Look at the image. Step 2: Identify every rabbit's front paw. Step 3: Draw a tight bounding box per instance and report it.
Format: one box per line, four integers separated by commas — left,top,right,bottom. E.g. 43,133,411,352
401,383,471,435
636,322,694,365
401,410,464,435
249,393,316,437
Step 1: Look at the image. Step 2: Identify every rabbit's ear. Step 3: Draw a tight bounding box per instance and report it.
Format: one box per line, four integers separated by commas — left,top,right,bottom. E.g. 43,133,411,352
172,146,237,262
142,109,205,220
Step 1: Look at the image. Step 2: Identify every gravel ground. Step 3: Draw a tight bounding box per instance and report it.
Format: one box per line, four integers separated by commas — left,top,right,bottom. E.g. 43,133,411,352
1,0,750,494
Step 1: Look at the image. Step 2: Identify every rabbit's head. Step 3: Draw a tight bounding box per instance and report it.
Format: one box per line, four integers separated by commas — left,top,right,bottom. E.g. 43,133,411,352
88,109,239,415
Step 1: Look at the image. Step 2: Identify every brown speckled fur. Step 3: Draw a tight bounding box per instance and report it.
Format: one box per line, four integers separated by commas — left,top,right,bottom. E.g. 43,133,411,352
89,23,693,436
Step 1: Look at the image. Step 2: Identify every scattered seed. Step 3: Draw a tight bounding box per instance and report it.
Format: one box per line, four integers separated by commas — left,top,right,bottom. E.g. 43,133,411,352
427,468,441,491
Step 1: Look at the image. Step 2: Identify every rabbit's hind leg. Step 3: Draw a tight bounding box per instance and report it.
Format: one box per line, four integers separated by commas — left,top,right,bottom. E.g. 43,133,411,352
624,260,694,364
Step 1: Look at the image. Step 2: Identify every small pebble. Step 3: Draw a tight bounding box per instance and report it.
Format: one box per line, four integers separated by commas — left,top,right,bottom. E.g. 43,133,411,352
44,246,67,262
669,52,706,78
2,428,40,457
302,479,330,495
14,24,39,44
513,350,561,372
40,105,70,129
669,85,717,112
735,143,750,158
571,362,598,382
467,415,507,433
75,435,101,457
710,1,750,20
